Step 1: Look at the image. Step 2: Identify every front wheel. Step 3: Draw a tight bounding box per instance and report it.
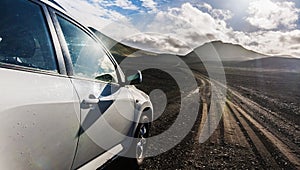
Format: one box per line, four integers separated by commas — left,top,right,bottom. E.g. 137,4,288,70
135,116,150,165
128,115,150,167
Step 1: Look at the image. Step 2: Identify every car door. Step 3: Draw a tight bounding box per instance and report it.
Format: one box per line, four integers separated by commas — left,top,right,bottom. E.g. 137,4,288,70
51,13,137,168
0,0,79,169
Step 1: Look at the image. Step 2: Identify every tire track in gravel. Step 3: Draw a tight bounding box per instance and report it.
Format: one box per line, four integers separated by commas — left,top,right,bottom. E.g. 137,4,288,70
196,72,300,169
110,69,300,169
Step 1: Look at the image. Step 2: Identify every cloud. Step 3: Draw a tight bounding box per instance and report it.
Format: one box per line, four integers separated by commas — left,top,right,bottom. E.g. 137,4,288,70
197,3,212,11
54,0,232,55
54,0,300,58
232,30,300,57
122,33,191,54
120,3,233,54
92,0,139,10
290,45,300,50
55,0,131,29
247,41,259,46
198,3,233,21
246,0,300,30
114,0,139,10
122,2,300,57
290,36,300,43
54,0,110,27
100,22,142,41
140,0,157,12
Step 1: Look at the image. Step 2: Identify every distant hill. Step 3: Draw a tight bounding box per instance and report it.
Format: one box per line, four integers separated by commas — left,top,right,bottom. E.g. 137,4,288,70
89,27,157,64
90,28,266,63
191,41,267,61
89,28,300,72
232,57,300,71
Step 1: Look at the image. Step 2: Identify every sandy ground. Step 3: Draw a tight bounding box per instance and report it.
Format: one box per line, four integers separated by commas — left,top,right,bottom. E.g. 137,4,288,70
104,66,300,169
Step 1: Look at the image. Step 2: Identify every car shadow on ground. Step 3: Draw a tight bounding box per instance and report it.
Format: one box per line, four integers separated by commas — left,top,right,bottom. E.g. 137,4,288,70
99,157,139,170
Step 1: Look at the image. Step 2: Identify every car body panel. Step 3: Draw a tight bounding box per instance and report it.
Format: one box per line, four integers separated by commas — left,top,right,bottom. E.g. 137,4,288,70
127,86,153,134
0,0,153,169
71,79,136,168
0,68,80,169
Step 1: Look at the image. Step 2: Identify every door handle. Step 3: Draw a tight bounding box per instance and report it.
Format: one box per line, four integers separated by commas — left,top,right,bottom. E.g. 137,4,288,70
82,98,99,104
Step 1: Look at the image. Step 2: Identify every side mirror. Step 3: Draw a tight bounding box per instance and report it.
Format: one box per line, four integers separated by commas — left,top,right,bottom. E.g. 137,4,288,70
95,74,114,82
126,70,142,85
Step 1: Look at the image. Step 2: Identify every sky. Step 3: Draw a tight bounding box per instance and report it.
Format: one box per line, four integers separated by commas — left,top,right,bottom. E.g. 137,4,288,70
55,0,300,57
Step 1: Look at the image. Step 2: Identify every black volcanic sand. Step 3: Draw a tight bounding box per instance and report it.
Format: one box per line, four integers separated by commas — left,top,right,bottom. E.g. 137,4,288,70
104,66,275,169
105,64,300,169
139,67,267,169
224,68,300,126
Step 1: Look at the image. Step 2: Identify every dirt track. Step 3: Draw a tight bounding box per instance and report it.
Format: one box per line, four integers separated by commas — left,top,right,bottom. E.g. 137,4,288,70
105,68,300,169
140,69,300,169
198,73,299,168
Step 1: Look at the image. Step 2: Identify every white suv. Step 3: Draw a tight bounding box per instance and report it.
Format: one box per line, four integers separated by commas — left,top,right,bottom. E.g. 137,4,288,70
0,0,153,169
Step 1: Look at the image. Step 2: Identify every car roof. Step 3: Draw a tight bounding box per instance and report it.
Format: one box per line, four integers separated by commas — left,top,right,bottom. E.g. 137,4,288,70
45,0,65,10
39,0,91,29
39,0,68,15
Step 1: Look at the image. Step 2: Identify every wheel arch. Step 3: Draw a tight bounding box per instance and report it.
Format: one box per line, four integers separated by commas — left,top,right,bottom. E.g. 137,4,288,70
132,101,153,137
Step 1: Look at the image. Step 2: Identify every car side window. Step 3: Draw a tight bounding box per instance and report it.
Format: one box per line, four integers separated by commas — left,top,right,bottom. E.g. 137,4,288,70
0,0,57,72
56,16,118,83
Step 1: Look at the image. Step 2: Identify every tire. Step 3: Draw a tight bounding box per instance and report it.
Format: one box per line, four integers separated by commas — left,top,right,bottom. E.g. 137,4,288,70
127,115,150,168
135,115,150,165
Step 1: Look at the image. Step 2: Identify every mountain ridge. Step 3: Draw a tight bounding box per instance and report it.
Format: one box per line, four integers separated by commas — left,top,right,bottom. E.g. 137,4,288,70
90,28,299,71
190,40,268,61
230,56,300,71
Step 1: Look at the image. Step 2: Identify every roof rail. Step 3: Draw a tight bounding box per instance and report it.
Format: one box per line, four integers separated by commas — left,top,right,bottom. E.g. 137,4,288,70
47,0,66,11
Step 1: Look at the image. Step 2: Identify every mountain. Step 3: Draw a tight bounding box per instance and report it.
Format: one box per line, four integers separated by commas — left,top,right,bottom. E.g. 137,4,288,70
90,27,266,62
90,28,300,72
89,27,157,64
190,41,268,61
233,57,300,71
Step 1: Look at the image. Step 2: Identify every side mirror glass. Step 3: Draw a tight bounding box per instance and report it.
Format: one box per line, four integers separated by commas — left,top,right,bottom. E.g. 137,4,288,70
95,74,114,82
126,70,142,85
